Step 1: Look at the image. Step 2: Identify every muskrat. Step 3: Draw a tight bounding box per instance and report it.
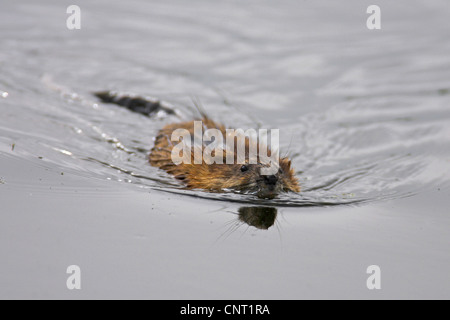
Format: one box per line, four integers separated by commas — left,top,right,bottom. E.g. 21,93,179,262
94,91,300,199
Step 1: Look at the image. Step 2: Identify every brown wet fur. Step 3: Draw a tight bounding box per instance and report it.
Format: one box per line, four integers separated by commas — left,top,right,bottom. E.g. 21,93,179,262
149,117,300,197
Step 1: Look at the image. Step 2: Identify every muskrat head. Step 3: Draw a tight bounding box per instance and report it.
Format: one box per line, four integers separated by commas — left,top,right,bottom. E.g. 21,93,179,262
194,158,300,199
242,158,300,199
166,149,301,199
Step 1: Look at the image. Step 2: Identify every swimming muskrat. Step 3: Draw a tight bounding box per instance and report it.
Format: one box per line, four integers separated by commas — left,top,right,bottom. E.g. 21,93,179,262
94,91,300,199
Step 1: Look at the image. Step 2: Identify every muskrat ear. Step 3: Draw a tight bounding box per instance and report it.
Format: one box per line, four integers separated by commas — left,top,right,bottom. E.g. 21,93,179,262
280,158,291,170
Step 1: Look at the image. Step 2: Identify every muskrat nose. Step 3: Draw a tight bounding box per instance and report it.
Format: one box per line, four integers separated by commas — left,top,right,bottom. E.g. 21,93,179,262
263,175,278,186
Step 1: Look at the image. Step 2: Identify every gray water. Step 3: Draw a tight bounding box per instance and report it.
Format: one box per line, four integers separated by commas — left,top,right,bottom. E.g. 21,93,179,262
1,0,450,299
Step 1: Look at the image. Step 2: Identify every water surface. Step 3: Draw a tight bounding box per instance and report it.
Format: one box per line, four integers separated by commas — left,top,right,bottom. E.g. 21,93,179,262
1,0,449,299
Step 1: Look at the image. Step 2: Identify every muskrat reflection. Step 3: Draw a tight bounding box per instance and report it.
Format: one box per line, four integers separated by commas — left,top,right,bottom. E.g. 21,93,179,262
238,206,278,230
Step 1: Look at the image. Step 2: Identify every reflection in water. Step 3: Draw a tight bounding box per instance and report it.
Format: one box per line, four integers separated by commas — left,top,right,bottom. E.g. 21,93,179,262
238,206,277,230
218,206,278,240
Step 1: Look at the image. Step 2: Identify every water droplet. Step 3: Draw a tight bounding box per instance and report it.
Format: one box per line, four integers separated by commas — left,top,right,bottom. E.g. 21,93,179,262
1,92,8,98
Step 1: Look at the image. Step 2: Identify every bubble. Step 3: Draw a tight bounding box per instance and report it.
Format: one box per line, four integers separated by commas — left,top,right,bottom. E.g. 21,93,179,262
1,92,8,98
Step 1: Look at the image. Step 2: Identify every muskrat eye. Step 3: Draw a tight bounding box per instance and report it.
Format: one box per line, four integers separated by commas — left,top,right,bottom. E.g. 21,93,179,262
278,168,284,174
240,165,249,172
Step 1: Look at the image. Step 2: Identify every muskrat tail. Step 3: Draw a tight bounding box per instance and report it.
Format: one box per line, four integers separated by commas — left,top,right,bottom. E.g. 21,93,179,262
93,91,177,117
